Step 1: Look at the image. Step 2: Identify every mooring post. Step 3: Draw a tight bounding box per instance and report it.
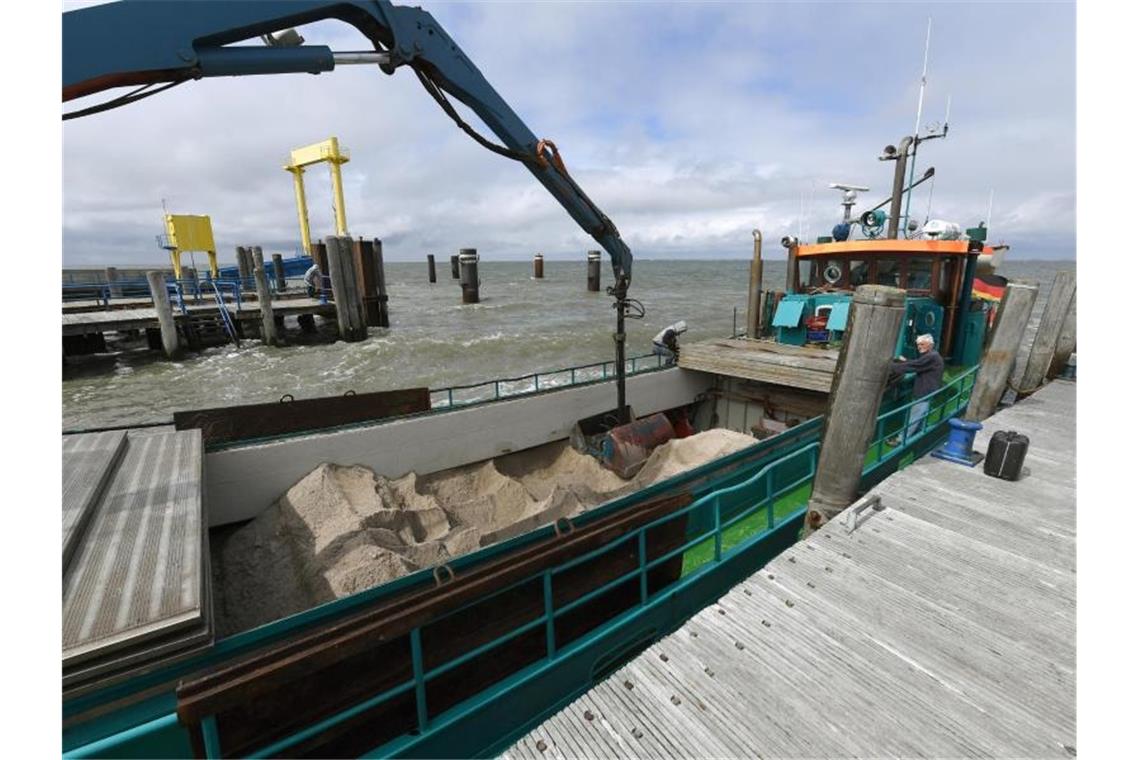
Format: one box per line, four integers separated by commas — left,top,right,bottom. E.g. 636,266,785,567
235,246,253,293
746,229,763,338
103,266,121,299
251,246,280,346
1018,270,1076,396
1049,299,1077,378
964,280,1039,421
325,236,365,341
427,254,437,283
373,238,390,328
533,253,544,279
459,248,480,304
587,250,601,292
803,285,906,537
450,254,460,279
146,271,181,358
271,253,287,291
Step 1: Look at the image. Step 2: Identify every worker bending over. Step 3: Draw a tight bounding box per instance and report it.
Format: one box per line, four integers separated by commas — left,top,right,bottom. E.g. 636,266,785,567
303,264,322,298
652,321,688,365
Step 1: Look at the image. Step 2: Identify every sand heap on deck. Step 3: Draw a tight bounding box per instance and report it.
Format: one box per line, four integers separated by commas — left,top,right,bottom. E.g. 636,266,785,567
212,429,757,636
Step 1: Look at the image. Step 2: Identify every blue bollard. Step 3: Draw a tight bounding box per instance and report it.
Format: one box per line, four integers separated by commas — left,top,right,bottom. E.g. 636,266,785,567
932,417,985,466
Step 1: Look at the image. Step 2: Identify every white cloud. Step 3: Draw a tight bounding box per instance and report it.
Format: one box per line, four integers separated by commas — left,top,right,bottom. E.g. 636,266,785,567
62,1,1075,267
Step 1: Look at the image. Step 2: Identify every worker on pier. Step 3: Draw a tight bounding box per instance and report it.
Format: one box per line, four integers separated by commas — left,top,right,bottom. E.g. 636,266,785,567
303,263,322,298
888,333,944,444
652,321,687,366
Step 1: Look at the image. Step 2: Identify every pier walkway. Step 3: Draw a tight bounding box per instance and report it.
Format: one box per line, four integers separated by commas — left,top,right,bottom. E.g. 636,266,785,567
61,297,335,337
507,379,1075,758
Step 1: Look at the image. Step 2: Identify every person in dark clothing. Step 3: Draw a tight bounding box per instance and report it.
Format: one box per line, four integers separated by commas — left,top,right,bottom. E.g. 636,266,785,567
651,321,687,365
888,333,944,443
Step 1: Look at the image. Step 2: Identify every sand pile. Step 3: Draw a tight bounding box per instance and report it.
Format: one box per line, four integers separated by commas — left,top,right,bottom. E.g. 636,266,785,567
212,428,757,635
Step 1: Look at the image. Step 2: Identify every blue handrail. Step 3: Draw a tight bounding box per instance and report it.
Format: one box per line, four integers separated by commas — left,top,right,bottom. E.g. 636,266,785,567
209,281,241,347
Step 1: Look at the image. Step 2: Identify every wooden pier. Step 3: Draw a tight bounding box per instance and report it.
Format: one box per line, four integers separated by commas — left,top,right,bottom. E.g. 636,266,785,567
507,379,1075,758
61,297,335,338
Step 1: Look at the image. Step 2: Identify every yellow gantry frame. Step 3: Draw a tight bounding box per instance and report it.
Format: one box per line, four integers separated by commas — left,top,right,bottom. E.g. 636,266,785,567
164,214,218,279
284,137,350,256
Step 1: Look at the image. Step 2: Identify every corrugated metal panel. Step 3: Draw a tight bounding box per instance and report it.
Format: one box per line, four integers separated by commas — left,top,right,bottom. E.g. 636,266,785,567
62,430,128,570
771,299,806,328
826,300,851,331
62,429,207,671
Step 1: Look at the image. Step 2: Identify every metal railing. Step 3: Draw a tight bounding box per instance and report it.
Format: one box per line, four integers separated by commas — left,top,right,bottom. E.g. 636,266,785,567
192,442,821,759
430,352,668,409
62,274,285,306
866,365,979,469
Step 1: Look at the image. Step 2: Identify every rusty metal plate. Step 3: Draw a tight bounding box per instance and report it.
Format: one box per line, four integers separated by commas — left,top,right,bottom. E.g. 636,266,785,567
172,387,431,447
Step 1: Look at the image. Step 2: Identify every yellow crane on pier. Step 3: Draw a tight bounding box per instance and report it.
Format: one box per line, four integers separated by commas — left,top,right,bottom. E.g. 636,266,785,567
284,137,350,256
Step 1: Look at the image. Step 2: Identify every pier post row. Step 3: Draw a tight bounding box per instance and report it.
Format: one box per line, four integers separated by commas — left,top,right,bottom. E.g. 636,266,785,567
271,253,287,291
251,246,280,347
746,229,763,338
459,248,480,304
145,270,181,359
964,280,1039,421
450,253,460,279
1019,270,1076,396
427,254,437,283
803,284,906,535
587,249,601,292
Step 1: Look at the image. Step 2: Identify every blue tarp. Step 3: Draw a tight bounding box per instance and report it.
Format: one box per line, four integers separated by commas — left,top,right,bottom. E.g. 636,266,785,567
772,299,806,328
826,300,851,331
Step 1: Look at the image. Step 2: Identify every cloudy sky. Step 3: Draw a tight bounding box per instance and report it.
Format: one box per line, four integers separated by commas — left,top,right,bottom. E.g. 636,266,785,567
62,1,1075,266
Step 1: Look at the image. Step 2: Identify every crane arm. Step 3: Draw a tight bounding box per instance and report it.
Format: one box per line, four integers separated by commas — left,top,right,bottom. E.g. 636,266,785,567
62,0,633,287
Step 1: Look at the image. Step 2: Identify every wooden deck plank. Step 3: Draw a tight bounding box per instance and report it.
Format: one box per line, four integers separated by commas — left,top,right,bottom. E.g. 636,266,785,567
62,430,128,570
506,380,1076,758
61,299,335,336
678,338,837,392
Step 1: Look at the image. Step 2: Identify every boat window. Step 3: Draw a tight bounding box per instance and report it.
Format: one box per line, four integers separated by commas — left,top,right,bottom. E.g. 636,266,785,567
849,259,869,287
875,258,900,287
798,259,812,290
905,257,934,291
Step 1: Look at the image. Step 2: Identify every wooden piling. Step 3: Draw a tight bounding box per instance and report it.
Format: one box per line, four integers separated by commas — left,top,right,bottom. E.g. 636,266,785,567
1019,270,1076,396
428,254,437,283
964,280,1039,422
250,246,280,346
373,238,390,328
459,249,480,304
271,253,287,291
146,271,181,358
587,250,601,292
533,253,544,279
235,246,252,291
1049,300,1077,379
351,238,383,327
803,285,907,536
325,236,366,341
450,254,460,279
746,229,763,338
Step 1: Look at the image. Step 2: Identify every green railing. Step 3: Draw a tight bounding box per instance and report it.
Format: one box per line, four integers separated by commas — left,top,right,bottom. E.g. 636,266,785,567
192,442,820,759
430,352,667,409
866,366,979,470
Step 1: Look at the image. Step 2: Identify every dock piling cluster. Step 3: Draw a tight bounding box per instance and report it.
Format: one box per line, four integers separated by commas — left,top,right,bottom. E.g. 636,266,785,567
325,235,367,341
1019,270,1076,396
964,281,1039,421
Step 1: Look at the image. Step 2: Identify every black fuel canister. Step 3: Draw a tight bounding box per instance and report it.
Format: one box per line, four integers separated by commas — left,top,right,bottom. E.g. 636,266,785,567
983,430,1030,481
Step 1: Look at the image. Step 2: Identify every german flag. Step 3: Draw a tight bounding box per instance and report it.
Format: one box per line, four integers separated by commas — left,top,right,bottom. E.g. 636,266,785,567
972,274,1007,302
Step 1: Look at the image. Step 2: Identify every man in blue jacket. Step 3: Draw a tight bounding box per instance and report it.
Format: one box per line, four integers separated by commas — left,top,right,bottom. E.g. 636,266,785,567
888,333,943,444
